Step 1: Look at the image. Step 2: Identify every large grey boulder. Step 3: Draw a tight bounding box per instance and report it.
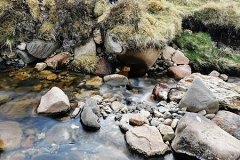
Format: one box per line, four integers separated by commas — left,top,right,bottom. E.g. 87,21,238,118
0,121,23,150
37,87,70,115
212,110,240,140
178,77,219,114
80,98,101,131
16,50,36,64
172,113,240,160
126,125,168,157
26,40,58,59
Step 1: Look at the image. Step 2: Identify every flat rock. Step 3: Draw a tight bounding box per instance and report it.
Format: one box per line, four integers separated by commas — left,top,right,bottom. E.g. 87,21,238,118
212,110,240,140
171,50,189,65
0,121,23,150
178,77,219,114
26,40,58,59
126,125,168,157
80,98,100,131
45,52,71,70
129,114,149,126
172,113,240,160
104,74,128,86
111,101,127,112
168,65,191,80
74,39,96,60
162,46,175,60
34,62,47,71
37,87,70,115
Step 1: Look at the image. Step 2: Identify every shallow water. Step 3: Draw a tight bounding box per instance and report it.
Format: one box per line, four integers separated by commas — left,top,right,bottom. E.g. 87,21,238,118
0,67,179,160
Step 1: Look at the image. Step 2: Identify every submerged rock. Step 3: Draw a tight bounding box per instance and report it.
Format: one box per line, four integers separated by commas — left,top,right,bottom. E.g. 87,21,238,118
178,77,219,114
172,113,240,160
26,40,59,59
0,94,10,105
37,87,70,115
126,125,168,157
212,110,240,140
0,121,23,150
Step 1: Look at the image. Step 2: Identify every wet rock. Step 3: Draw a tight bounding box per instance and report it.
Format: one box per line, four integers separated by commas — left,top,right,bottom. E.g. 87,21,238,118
119,114,132,132
168,65,191,80
104,74,128,86
172,113,240,160
0,94,10,105
158,124,175,141
17,42,27,51
105,32,123,54
171,119,179,129
126,125,168,157
212,110,240,140
45,52,71,70
80,98,101,131
16,50,36,64
34,62,47,71
27,40,59,59
162,46,175,60
95,58,112,75
39,70,58,80
111,101,127,112
37,87,70,115
140,109,151,118
209,70,220,77
219,74,228,81
171,50,189,65
0,121,23,150
178,77,219,114
129,114,149,126
152,83,170,101
175,73,240,112
198,109,207,116
85,76,103,89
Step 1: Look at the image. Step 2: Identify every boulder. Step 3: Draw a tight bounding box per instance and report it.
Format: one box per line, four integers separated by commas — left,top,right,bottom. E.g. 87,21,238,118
129,114,149,126
168,65,191,80
16,50,36,64
171,50,189,65
126,125,168,157
212,110,240,140
178,77,219,114
0,121,23,150
80,98,101,131
104,32,123,54
104,74,128,86
37,87,70,115
45,52,71,70
26,40,58,59
172,113,240,160
173,73,240,112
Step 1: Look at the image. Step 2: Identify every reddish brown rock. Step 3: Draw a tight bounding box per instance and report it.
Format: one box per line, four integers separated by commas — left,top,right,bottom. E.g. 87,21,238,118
129,114,149,126
152,83,170,101
168,65,191,80
95,58,112,75
45,52,71,70
171,50,189,65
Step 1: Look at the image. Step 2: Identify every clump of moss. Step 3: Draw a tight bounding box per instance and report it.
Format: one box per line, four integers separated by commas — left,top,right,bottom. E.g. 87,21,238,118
26,0,40,20
94,0,109,17
175,31,240,72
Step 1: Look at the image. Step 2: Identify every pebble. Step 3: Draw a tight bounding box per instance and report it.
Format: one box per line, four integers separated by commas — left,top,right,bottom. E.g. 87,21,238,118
171,119,179,129
219,74,228,81
140,109,151,118
164,119,172,126
17,42,27,51
154,110,163,118
150,118,161,127
158,124,175,141
198,110,207,116
163,111,172,119
205,114,215,119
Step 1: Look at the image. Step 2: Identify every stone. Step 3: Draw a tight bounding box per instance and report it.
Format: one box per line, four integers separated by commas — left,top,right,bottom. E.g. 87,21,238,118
171,119,179,129
158,124,175,141
39,70,58,80
178,77,219,114
111,101,127,112
140,109,151,118
126,125,168,157
168,65,191,80
80,98,100,131
209,70,220,77
104,74,128,86
91,95,103,103
0,121,23,150
119,114,132,132
93,28,102,44
212,110,240,140
129,114,149,126
150,118,160,127
164,119,172,126
205,114,215,119
172,113,240,160
16,50,36,64
34,62,47,71
162,46,175,60
154,111,163,118
26,40,59,59
85,76,103,89
104,32,123,54
74,39,96,60
219,74,228,81
70,102,84,119
171,50,189,65
175,73,240,112
152,83,170,101
45,52,71,70
163,111,172,119
37,87,70,115
95,58,112,75
17,42,27,51
0,94,10,105
198,110,207,116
